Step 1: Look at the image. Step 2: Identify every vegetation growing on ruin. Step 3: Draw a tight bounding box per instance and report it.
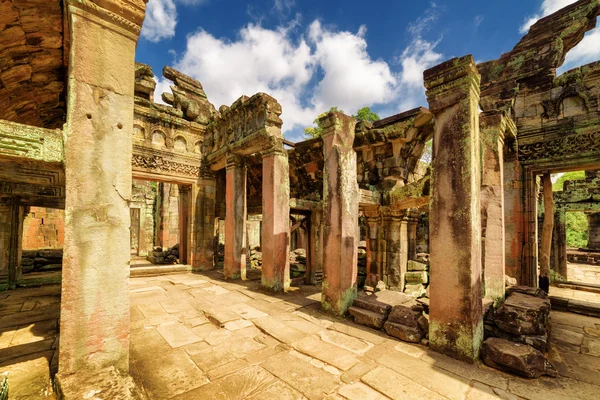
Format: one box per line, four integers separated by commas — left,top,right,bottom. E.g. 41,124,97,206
553,171,589,248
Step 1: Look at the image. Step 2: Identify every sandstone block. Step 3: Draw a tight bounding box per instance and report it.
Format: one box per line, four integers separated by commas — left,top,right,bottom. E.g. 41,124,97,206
349,307,386,329
481,338,557,378
493,293,550,336
407,260,428,271
404,271,428,284
404,283,426,298
387,303,423,328
383,321,424,343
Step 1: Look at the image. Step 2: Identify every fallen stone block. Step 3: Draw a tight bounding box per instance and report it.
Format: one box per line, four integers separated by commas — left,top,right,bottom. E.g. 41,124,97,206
383,321,424,343
405,271,428,284
407,260,429,271
404,283,426,298
349,307,387,329
493,292,550,336
481,338,557,378
387,302,424,328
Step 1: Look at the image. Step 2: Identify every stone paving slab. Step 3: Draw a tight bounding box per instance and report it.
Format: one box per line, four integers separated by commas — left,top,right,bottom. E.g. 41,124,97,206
293,335,360,371
156,321,201,348
262,351,340,400
362,366,444,400
229,303,269,319
253,316,307,344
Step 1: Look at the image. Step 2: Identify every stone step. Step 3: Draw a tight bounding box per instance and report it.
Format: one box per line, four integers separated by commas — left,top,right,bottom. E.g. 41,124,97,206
130,264,191,277
348,306,387,329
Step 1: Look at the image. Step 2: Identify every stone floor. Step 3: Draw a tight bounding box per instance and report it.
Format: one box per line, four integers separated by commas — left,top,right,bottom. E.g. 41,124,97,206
567,263,600,286
550,286,600,303
2,273,600,399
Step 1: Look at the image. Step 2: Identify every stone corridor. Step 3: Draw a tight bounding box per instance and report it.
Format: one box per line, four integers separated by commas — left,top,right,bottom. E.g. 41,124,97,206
1,276,600,399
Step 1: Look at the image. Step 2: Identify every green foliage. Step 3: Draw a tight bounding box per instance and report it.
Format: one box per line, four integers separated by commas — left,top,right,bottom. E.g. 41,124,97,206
550,269,567,283
303,106,344,139
552,171,586,191
352,107,380,122
566,211,589,248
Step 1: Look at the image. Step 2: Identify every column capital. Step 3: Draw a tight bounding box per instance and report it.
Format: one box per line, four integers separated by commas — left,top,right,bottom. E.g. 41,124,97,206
67,0,148,36
226,153,244,169
424,55,480,114
319,112,356,150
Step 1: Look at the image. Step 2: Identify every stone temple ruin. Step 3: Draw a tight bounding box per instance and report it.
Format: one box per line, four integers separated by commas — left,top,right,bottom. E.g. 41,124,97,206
1,0,600,399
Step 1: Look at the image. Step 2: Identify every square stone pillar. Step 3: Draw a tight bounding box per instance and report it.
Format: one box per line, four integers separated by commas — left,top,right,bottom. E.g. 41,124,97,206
424,55,483,362
0,196,24,289
408,213,418,261
308,209,324,285
382,211,408,291
480,114,514,300
225,154,247,280
364,206,382,287
57,0,147,395
191,171,217,270
261,148,291,291
320,112,359,316
553,207,568,278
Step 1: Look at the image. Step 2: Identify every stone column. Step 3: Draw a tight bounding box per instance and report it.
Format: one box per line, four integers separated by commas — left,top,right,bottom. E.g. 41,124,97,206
480,114,512,300
57,0,146,395
308,208,324,285
261,148,291,291
425,55,483,362
503,140,523,282
0,198,11,283
320,112,359,316
553,207,568,278
8,198,24,289
382,211,407,290
408,213,418,261
224,154,247,280
587,213,600,250
191,171,217,270
364,207,382,286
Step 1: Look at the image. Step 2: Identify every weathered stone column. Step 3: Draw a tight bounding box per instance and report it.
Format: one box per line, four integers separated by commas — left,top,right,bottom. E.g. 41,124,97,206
480,114,513,300
58,0,147,395
320,112,359,316
588,213,600,250
502,139,523,282
308,208,324,285
364,207,382,286
224,154,247,279
261,147,291,291
407,212,418,261
191,171,217,270
382,211,407,290
7,198,24,289
425,55,483,362
553,207,568,278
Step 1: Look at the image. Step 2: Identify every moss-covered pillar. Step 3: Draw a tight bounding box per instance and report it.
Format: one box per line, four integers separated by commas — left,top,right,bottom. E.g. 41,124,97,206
364,206,382,286
261,147,290,291
480,114,512,300
320,112,359,316
553,207,567,278
425,55,483,362
588,213,600,250
308,208,324,285
224,154,247,279
408,212,418,261
57,0,146,395
7,198,24,289
191,170,217,270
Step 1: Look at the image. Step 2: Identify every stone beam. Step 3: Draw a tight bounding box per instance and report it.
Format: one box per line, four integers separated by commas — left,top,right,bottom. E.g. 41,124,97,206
0,119,63,164
261,148,291,291
425,55,484,362
56,0,147,397
320,112,359,316
224,154,247,279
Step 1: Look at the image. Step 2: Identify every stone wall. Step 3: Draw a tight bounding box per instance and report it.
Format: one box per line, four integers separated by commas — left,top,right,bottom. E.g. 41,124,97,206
22,206,64,249
0,199,11,276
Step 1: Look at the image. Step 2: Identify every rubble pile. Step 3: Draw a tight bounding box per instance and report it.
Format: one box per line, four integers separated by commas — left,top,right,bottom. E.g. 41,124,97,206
147,244,180,265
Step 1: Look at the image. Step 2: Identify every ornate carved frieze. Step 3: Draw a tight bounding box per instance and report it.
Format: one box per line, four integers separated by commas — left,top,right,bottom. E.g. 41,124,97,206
518,131,600,162
0,119,63,163
132,145,201,178
67,0,148,35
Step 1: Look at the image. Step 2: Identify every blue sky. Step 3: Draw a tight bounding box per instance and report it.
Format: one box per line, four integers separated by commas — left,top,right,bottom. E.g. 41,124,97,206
135,0,600,141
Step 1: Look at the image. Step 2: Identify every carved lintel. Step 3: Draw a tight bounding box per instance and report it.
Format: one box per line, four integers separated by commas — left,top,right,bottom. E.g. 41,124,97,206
67,0,147,36
0,119,63,163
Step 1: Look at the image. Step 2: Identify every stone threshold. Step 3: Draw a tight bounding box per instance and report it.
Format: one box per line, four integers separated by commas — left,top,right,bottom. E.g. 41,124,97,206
549,295,600,318
130,264,192,277
556,281,600,294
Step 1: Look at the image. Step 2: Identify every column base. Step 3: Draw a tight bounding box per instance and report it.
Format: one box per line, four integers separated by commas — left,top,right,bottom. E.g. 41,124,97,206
54,367,142,400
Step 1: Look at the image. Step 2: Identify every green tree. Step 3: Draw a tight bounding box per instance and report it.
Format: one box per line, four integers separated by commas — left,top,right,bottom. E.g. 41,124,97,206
304,106,344,138
352,107,380,123
552,171,586,191
551,171,589,248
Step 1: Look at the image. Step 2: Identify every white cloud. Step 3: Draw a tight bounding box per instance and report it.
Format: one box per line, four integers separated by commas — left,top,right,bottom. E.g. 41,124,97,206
169,7,444,141
141,0,208,42
153,77,171,105
520,0,578,33
141,0,177,42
